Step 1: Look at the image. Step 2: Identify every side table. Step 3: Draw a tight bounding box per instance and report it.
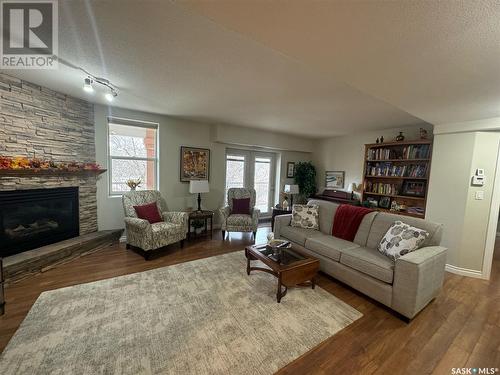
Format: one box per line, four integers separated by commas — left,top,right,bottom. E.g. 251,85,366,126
271,207,292,232
188,210,214,239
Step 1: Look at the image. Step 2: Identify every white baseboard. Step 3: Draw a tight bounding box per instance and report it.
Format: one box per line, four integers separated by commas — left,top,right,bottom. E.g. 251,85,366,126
445,264,484,279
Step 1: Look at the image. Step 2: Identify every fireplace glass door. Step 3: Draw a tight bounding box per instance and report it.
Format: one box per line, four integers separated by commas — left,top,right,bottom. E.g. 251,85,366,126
0,187,79,257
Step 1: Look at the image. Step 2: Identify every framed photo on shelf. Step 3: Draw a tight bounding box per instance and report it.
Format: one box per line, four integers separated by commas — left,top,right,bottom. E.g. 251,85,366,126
401,181,426,197
286,162,295,178
180,146,210,182
379,196,391,209
325,171,345,189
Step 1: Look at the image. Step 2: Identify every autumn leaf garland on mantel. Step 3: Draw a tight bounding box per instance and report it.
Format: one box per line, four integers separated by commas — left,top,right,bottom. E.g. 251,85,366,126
0,156,102,172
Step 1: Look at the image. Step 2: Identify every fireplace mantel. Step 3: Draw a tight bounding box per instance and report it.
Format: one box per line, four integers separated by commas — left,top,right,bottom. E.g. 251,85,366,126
0,169,106,177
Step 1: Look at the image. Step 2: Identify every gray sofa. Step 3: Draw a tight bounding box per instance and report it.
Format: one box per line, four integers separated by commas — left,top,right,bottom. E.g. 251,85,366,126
274,199,447,319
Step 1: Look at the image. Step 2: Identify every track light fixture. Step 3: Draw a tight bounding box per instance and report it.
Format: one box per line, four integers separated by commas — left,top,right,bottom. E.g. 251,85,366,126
83,77,94,93
104,90,117,102
82,75,118,102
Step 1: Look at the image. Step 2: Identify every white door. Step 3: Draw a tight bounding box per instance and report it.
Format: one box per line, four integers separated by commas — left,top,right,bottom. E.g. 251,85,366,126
225,149,276,217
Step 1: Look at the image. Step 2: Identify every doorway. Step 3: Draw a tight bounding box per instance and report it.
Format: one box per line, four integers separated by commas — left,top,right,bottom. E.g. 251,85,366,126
483,142,500,279
224,149,276,217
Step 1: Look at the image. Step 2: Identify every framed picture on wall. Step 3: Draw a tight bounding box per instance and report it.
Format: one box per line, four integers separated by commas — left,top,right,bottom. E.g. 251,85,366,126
325,171,345,189
180,146,210,182
286,162,295,178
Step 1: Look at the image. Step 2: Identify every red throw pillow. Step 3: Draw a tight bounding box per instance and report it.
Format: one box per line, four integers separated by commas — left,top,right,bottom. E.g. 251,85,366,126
232,198,250,215
133,202,163,224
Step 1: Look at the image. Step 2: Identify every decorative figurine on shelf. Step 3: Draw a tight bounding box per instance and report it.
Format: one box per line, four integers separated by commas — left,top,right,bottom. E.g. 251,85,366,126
390,200,399,211
420,128,428,140
376,137,380,144
380,136,384,143
282,196,289,210
396,132,405,142
126,179,141,191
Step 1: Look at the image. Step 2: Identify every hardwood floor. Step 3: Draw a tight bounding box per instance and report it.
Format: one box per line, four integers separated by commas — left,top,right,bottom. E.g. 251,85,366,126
1,226,499,374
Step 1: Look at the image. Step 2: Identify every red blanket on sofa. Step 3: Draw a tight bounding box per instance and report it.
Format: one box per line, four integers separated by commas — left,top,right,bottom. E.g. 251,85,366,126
332,204,373,241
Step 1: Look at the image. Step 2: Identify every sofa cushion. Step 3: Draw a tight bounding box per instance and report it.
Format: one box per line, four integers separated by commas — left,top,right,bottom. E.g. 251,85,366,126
291,204,319,230
378,221,429,260
366,212,443,249
279,225,323,246
232,198,250,214
227,214,253,226
308,199,339,235
133,202,163,224
340,247,395,284
353,211,378,246
305,234,360,262
151,222,182,235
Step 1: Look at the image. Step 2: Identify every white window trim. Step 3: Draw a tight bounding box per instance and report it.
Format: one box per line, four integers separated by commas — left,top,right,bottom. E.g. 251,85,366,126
107,117,159,196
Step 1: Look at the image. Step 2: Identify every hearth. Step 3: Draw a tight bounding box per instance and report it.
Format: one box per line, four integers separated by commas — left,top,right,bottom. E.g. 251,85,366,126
0,187,79,257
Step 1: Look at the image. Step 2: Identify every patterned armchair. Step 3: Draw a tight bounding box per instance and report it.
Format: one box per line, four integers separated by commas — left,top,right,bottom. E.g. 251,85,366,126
219,188,260,239
122,190,188,259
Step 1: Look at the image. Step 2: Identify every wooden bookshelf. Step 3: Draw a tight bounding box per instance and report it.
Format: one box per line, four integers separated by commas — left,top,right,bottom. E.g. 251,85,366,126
361,140,433,218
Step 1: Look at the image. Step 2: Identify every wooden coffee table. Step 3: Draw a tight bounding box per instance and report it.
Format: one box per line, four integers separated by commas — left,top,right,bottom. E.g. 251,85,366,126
245,243,320,303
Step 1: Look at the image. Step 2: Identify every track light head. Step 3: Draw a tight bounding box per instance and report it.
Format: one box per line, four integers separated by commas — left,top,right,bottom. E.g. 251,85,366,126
104,90,118,102
83,77,94,93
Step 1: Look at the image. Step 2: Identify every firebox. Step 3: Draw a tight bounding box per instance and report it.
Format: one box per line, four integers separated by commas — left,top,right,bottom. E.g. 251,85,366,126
0,187,79,257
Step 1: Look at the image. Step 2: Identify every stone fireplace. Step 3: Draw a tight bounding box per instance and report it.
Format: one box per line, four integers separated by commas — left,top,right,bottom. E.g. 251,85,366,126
0,74,122,285
0,73,98,236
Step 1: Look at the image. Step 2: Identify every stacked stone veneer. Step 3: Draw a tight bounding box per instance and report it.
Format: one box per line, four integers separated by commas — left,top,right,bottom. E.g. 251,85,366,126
0,74,98,235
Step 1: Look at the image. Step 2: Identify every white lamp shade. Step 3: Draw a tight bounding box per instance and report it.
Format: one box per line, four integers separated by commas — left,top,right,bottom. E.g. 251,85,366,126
189,180,210,194
284,184,299,194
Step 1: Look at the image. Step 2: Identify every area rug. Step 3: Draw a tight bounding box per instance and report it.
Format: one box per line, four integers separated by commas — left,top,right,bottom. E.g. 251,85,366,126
0,251,362,375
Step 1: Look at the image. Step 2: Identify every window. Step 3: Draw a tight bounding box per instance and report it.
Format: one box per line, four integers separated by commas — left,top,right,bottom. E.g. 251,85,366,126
108,120,158,195
224,149,276,215
225,154,245,202
254,157,272,213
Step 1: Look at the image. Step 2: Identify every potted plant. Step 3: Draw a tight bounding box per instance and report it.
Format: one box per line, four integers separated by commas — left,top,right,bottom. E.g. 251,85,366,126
293,162,317,203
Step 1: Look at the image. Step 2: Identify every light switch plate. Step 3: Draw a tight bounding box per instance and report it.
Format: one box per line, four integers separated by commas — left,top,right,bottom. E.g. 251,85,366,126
475,191,484,200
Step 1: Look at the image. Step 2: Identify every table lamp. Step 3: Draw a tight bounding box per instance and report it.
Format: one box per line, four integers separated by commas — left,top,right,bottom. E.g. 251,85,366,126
189,180,209,212
283,184,299,207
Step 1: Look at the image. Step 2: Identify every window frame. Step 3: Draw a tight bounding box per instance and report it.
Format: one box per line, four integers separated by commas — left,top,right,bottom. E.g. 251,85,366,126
107,117,159,196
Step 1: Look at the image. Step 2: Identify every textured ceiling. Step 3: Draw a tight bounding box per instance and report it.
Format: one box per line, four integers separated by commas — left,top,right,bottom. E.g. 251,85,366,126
179,0,500,126
0,0,424,138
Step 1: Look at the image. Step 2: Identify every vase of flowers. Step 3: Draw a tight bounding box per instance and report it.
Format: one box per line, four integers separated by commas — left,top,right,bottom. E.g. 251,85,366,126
126,179,141,191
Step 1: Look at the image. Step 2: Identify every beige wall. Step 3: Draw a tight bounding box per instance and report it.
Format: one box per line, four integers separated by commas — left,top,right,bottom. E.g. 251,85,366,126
312,122,500,277
94,105,311,230
312,124,432,192
427,131,500,274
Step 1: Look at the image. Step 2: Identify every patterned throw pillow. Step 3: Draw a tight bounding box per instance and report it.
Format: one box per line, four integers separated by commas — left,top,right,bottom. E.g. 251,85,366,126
291,204,319,230
378,221,429,261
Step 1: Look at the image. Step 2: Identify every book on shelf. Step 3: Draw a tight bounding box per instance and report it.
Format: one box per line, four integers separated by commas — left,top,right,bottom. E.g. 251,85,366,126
367,144,430,160
366,162,427,177
407,206,425,216
364,181,398,195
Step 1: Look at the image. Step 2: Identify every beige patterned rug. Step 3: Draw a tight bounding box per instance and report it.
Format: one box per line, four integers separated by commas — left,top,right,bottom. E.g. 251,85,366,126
0,251,362,375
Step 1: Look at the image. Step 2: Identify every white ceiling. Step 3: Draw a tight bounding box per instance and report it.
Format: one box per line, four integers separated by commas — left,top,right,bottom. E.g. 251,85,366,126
0,0,425,138
7,1,499,137
180,0,500,126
